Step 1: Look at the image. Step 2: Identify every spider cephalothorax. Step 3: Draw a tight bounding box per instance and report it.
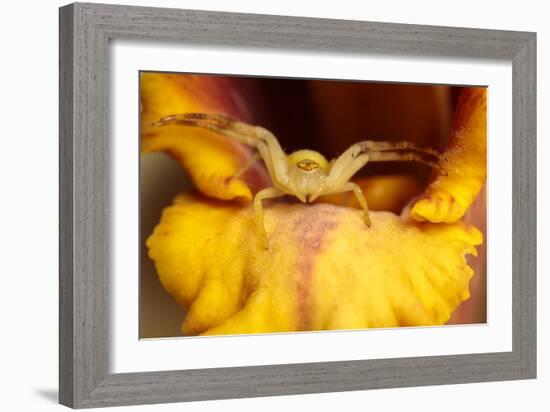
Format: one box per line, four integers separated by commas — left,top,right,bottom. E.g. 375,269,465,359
286,150,329,202
153,113,441,248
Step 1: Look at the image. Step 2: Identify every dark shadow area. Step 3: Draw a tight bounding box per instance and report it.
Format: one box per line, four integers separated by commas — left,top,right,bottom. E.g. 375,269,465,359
35,389,58,404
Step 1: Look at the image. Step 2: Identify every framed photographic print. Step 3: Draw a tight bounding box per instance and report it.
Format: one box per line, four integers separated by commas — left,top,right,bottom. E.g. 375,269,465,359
59,2,536,408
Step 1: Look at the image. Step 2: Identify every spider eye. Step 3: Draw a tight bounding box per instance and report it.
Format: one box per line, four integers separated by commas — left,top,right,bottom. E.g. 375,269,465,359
296,159,320,172
288,149,329,171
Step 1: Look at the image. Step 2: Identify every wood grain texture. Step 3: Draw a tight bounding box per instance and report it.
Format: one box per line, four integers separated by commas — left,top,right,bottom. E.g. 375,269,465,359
59,2,537,408
59,4,74,407
512,34,537,375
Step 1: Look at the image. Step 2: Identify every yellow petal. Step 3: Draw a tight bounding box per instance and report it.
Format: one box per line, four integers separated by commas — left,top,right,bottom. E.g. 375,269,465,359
141,72,270,202
411,88,487,223
147,194,482,336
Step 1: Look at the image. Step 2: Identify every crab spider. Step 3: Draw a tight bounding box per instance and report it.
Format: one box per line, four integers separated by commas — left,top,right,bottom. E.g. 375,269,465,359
152,113,442,249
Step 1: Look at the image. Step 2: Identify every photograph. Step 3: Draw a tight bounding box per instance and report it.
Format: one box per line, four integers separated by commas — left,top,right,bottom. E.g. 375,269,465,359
139,72,487,338
51,1,538,408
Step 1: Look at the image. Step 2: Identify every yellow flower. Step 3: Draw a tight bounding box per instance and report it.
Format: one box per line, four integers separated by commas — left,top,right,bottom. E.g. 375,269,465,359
411,88,487,223
148,194,481,335
142,73,486,336
141,72,271,202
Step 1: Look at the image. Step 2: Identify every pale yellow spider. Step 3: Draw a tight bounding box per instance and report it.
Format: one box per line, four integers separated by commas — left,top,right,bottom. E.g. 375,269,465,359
153,113,441,249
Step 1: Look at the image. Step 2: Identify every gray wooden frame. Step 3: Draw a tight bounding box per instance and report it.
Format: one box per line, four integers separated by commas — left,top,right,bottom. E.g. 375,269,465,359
59,2,536,408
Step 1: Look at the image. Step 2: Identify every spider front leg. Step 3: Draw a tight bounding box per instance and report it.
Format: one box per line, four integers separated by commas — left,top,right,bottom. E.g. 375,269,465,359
308,148,371,226
366,151,440,168
358,140,442,158
330,182,371,226
311,139,441,228
153,113,300,248
254,187,286,249
153,113,293,193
